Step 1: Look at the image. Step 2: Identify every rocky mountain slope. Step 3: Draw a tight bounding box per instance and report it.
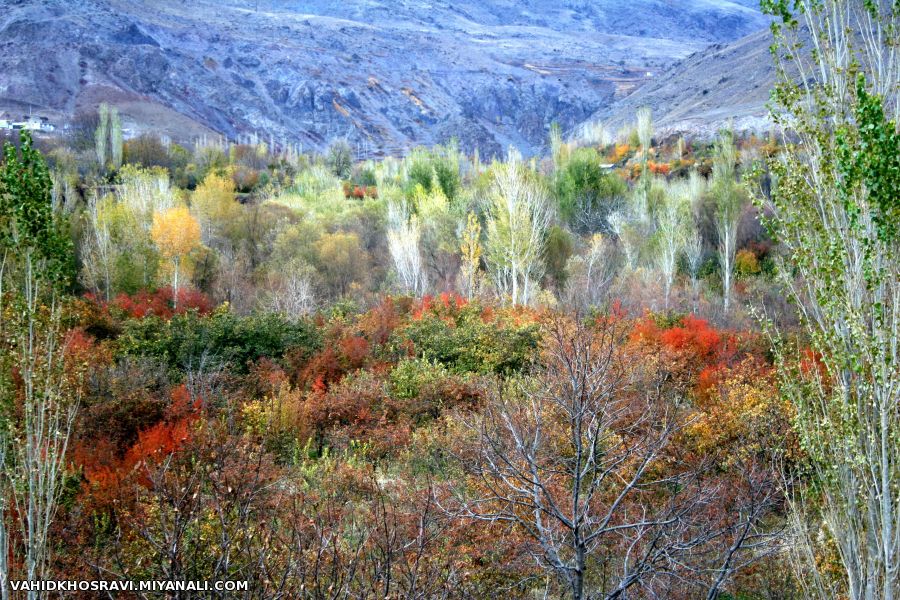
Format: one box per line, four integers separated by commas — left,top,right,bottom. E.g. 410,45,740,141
0,0,769,156
582,28,776,138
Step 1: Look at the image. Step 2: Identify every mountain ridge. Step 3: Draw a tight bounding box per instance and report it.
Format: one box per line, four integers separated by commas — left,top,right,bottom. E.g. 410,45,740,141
0,0,770,155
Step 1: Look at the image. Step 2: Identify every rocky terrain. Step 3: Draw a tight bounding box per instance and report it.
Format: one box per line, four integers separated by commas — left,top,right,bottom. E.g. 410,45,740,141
0,0,770,156
581,28,777,138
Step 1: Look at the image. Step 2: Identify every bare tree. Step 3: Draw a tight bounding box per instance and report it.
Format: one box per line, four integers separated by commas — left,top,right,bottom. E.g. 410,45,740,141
79,192,114,300
446,315,748,599
484,155,553,306
655,180,692,311
712,129,742,315
264,259,316,318
1,257,79,600
387,199,427,296
684,227,704,313
564,233,618,310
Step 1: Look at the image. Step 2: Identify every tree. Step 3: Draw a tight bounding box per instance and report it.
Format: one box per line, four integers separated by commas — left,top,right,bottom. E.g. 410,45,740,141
760,0,900,595
635,107,653,217
654,180,691,310
684,227,704,313
484,156,553,306
110,106,123,169
79,182,164,297
93,103,123,171
549,121,570,168
386,199,427,296
683,172,707,313
95,103,109,169
554,147,626,233
150,206,201,306
79,192,115,300
314,231,367,298
458,211,482,300
264,259,316,318
327,139,353,179
447,315,740,599
0,131,78,599
712,129,741,315
563,233,617,310
191,170,239,246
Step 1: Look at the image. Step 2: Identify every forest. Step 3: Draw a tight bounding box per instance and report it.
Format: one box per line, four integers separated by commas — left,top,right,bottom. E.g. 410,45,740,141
0,1,899,598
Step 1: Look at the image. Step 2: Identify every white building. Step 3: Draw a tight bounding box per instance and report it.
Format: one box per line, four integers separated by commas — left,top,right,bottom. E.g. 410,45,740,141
10,116,55,132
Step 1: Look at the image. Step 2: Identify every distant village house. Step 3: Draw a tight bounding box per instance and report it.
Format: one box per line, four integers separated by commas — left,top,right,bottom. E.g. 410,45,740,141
0,114,56,132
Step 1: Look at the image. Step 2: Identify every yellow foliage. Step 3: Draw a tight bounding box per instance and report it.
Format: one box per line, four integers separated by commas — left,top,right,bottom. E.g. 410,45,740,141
191,171,239,239
735,248,761,277
151,206,201,260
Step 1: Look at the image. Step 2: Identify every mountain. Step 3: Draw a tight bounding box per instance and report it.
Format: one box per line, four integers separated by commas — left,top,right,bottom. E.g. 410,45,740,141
581,28,776,138
0,0,770,156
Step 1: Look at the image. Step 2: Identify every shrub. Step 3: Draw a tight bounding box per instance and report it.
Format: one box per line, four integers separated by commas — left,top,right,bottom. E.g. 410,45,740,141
398,298,540,375
116,307,321,374
735,248,762,278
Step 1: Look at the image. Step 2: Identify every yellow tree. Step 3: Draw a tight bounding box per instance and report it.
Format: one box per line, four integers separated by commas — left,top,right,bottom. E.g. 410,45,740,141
458,211,482,300
150,206,201,306
191,170,239,244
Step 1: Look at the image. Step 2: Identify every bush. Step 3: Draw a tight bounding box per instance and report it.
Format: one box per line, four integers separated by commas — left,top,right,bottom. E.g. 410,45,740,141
397,298,540,375
735,248,762,278
116,307,321,374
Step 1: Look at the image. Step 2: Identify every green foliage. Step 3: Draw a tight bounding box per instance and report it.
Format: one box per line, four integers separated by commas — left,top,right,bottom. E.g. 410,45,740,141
0,131,74,287
544,225,574,287
116,307,321,374
403,145,461,201
389,357,451,400
398,302,539,375
553,147,625,228
327,139,353,179
836,74,900,245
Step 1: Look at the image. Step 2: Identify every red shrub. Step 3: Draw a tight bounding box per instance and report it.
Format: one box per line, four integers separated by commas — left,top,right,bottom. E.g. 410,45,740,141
76,385,201,497
631,314,736,367
110,287,213,320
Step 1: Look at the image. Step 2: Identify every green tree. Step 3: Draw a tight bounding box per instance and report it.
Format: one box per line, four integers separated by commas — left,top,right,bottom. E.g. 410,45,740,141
327,139,353,179
0,131,73,289
0,131,77,598
760,0,900,595
553,147,625,232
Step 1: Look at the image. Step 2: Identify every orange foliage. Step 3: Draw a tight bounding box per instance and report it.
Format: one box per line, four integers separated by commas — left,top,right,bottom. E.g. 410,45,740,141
631,314,734,365
611,143,631,162
342,183,378,199
151,206,201,259
76,385,201,499
648,161,671,176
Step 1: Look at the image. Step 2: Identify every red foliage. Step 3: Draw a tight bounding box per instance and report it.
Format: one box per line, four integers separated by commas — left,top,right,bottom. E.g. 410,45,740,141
411,292,468,322
799,347,827,379
246,358,290,396
298,345,344,391
357,297,407,345
76,385,201,498
342,184,378,199
632,314,734,366
110,287,213,319
340,336,370,368
695,365,727,403
63,328,112,372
